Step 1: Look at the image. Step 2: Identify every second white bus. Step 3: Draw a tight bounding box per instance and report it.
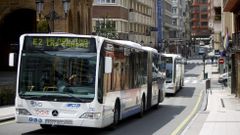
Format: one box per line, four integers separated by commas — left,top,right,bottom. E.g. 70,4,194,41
162,54,184,94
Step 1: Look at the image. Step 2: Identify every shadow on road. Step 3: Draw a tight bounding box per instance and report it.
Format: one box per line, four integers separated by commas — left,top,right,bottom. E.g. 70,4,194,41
184,64,197,71
22,105,185,135
184,74,199,77
22,126,105,135
166,87,195,98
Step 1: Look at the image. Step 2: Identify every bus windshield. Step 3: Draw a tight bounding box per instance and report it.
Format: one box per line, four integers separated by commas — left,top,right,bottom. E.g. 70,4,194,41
165,57,173,83
18,36,97,102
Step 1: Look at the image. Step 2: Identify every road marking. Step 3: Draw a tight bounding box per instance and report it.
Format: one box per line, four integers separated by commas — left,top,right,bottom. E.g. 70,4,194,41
184,80,190,83
171,90,203,135
192,80,198,84
0,120,15,126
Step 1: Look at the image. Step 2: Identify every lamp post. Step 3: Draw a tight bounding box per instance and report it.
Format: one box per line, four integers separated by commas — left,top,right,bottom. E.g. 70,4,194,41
35,0,71,32
149,41,153,47
158,41,161,52
203,53,207,79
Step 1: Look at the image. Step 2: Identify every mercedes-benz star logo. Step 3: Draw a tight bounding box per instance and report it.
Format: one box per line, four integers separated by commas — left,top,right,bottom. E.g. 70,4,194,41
52,110,59,117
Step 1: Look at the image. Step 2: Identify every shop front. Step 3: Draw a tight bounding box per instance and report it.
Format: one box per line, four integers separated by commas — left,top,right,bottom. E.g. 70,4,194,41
224,0,240,96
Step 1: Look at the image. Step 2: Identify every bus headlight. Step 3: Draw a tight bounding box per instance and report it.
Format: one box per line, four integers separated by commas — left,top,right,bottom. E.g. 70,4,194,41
16,108,32,115
80,112,101,119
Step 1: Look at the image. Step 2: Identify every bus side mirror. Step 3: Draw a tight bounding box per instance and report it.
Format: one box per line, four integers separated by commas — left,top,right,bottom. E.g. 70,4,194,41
9,53,16,67
105,57,112,73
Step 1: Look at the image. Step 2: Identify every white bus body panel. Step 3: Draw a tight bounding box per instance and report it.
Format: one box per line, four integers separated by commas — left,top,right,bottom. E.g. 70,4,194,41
15,96,114,128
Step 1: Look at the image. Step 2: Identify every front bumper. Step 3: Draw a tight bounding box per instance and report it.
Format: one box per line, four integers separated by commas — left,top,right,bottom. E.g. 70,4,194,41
16,115,105,128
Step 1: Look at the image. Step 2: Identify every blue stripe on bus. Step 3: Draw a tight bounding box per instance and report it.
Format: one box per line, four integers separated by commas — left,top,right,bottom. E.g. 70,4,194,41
121,105,141,119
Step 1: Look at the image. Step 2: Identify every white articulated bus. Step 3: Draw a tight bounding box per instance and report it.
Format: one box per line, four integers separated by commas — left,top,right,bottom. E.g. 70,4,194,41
162,54,184,94
13,33,166,129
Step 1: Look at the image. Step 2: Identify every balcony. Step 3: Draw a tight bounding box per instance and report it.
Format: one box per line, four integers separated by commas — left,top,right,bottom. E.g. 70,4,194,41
136,0,152,7
129,12,152,26
192,26,200,29
192,2,199,6
191,18,199,21
192,10,200,14
200,26,209,29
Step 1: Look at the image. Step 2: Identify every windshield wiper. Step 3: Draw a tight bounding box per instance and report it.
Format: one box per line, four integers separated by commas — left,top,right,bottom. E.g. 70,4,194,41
60,92,85,102
19,95,55,100
20,93,87,102
20,94,53,100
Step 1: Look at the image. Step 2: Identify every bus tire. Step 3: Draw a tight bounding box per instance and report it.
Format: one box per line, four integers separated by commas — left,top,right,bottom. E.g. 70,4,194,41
181,79,184,88
139,96,145,118
110,101,120,129
40,124,52,129
154,90,161,109
160,89,164,103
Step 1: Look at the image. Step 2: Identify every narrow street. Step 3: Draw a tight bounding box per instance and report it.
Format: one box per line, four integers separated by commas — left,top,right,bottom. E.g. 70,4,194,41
0,59,206,135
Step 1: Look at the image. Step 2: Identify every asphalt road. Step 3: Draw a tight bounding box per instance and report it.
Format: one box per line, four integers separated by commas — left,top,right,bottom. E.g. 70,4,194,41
0,60,206,135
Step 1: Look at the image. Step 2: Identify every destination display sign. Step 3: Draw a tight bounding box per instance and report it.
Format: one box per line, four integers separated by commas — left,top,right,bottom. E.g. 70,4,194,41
24,36,96,52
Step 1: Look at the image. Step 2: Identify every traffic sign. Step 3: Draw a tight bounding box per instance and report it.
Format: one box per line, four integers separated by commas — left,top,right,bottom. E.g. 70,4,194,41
219,58,224,64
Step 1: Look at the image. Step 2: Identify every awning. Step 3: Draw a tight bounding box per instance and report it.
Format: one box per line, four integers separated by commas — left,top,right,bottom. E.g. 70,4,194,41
224,0,240,12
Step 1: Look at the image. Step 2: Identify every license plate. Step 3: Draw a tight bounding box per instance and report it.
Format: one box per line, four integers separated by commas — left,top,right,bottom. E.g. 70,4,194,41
45,119,73,125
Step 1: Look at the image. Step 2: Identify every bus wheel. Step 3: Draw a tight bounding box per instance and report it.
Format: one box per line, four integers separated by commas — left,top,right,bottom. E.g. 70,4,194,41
40,124,52,129
154,90,161,109
139,97,145,117
110,102,120,129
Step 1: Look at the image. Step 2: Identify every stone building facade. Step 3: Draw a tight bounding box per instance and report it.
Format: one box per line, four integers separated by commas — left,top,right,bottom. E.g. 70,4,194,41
92,0,157,48
0,0,93,71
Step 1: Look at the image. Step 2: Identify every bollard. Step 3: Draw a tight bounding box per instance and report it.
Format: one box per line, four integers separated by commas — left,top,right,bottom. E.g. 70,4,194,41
206,79,211,90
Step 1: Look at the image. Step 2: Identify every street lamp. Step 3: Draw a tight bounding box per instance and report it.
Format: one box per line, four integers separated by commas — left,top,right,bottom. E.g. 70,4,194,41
158,41,161,52
203,53,207,79
35,0,71,32
149,41,153,47
162,39,167,53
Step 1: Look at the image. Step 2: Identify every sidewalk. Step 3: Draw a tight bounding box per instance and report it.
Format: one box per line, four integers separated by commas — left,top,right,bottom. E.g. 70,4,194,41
0,106,15,122
0,71,16,122
182,64,240,135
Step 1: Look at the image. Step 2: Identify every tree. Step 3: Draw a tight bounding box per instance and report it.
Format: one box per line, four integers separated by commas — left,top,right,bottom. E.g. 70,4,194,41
37,19,50,33
94,16,118,39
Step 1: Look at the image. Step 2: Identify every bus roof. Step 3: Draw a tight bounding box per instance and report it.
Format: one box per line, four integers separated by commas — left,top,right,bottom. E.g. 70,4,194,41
162,53,182,59
21,33,96,38
20,33,158,52
142,46,158,53
112,40,142,49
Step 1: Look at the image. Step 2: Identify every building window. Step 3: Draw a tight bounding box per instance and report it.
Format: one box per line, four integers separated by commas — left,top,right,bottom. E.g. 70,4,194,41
172,7,177,15
95,0,101,3
201,14,208,19
172,18,177,25
201,22,208,26
200,6,207,12
214,7,221,21
95,0,116,4
198,0,207,3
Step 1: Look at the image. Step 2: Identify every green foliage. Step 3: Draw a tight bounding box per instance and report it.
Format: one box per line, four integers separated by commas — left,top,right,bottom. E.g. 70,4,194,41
95,17,119,39
0,85,15,106
37,20,49,33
